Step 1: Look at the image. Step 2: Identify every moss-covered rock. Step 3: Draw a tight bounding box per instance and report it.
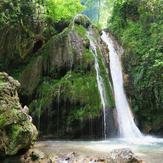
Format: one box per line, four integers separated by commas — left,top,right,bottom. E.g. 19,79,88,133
20,56,43,97
74,14,91,28
11,15,115,138
0,72,38,157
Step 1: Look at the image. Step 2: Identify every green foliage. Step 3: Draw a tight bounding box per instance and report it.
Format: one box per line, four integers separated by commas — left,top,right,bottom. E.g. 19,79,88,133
97,49,115,108
109,0,163,132
52,71,102,123
54,71,100,107
75,25,87,38
81,49,94,70
30,70,101,119
45,0,84,22
29,79,58,117
0,0,84,70
0,0,46,70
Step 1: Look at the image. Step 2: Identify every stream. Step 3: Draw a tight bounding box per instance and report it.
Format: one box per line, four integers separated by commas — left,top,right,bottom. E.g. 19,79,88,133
34,138,163,163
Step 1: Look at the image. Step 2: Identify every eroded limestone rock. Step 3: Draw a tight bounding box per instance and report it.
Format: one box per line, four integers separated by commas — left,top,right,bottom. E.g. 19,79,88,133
0,72,38,157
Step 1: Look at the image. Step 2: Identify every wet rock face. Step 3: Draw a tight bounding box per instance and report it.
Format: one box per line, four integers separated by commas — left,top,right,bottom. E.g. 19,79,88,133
0,72,38,157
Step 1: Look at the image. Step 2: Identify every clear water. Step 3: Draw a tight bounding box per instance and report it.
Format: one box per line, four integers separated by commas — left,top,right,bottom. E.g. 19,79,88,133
35,138,163,163
101,31,143,139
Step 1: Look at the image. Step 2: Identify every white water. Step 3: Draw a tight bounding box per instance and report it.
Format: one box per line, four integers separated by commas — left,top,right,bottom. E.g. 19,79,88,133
88,31,108,139
101,31,143,139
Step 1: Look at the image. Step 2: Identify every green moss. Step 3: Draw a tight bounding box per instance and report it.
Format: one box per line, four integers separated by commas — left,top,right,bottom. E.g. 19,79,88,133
0,110,18,128
82,49,94,65
29,79,59,117
28,24,115,123
8,124,21,141
75,25,87,38
97,48,115,108
6,123,31,155
29,69,102,123
52,71,101,120
0,72,38,156
75,49,94,72
74,24,91,50
53,27,70,42
53,71,101,106
0,109,29,129
74,14,91,28
74,24,115,108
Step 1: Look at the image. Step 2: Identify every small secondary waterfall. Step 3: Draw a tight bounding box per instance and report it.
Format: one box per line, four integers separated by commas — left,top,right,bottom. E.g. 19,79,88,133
88,31,108,139
101,31,143,139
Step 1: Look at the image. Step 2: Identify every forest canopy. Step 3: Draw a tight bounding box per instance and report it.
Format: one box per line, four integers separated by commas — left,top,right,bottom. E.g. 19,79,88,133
0,0,84,66
45,0,84,22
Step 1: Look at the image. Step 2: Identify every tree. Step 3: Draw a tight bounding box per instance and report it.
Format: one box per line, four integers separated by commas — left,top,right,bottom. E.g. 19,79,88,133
108,0,163,132
45,0,84,22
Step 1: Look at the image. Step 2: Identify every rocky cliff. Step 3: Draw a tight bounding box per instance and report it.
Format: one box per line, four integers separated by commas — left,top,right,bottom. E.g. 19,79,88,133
4,15,115,139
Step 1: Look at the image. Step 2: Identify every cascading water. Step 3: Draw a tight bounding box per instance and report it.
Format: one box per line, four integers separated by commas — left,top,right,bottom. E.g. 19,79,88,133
101,31,143,139
88,31,108,139
57,85,61,135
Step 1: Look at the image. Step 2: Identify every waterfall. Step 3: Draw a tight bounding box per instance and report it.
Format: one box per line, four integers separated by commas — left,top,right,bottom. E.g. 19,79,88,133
101,31,143,139
88,31,108,139
57,85,61,135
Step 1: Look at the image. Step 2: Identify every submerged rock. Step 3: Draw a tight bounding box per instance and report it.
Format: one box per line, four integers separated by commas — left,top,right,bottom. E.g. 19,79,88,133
0,72,38,157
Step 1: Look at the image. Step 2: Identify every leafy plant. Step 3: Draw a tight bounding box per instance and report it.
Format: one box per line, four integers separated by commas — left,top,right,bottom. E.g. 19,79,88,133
108,0,163,132
45,0,84,22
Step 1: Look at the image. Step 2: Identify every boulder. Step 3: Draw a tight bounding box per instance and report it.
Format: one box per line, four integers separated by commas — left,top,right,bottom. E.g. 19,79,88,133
0,72,38,157
108,148,144,163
